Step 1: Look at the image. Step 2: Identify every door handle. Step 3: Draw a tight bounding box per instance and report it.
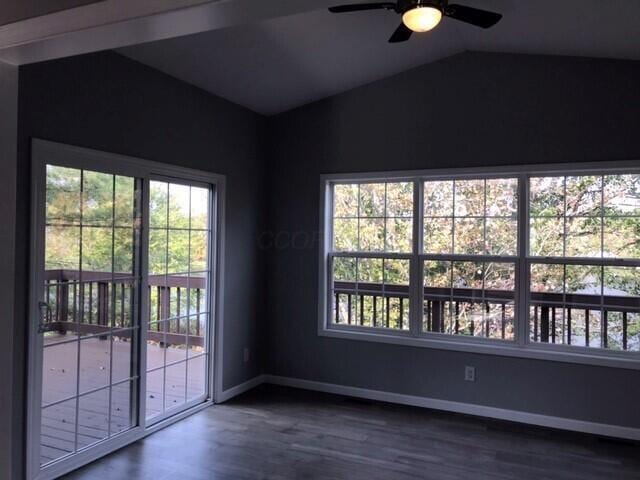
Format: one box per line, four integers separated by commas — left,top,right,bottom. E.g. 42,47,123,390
37,301,54,334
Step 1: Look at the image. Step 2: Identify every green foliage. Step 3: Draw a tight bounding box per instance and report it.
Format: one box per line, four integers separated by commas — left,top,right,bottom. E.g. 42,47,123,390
45,167,209,276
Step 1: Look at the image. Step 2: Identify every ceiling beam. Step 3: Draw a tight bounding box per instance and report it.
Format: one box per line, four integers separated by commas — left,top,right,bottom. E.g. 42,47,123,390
0,0,336,65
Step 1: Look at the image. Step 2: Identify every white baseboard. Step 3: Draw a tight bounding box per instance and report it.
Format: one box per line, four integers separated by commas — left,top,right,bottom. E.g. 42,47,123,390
216,374,267,403
264,375,640,441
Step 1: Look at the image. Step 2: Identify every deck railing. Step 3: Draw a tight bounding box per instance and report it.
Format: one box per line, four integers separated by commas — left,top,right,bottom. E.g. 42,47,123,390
333,281,639,349
42,270,206,347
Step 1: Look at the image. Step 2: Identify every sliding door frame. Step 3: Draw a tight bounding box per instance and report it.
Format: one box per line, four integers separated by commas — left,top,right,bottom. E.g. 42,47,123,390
27,139,226,480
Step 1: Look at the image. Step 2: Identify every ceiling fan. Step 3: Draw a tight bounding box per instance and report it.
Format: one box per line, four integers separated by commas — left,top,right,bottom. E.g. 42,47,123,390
328,0,502,43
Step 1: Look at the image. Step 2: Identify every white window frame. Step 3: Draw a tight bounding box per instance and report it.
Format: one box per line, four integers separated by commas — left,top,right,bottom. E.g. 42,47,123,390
318,160,640,370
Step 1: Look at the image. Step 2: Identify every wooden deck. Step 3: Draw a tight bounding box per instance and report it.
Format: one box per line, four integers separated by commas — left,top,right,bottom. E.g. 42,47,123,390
41,335,206,466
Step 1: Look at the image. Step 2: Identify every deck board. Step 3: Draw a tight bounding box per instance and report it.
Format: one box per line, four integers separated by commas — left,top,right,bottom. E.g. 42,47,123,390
40,334,206,466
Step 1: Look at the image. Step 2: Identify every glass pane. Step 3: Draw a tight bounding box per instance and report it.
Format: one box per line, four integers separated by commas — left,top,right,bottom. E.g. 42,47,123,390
190,186,210,230
359,218,384,251
454,218,484,255
604,174,640,216
111,332,133,383
145,368,164,420
386,182,413,217
189,274,208,315
190,230,208,272
77,388,110,449
168,183,191,229
530,264,564,293
333,218,358,251
165,331,187,365
424,180,453,217
565,217,601,257
530,217,563,256
604,217,640,258
83,171,113,226
46,226,80,270
359,183,385,217
334,184,358,218
384,259,410,286
454,180,484,217
188,314,207,357
357,258,383,284
385,217,412,252
165,361,186,410
486,178,518,217
40,398,77,465
485,218,517,255
149,181,168,228
566,176,601,216
111,281,134,328
530,177,563,217
565,265,601,298
110,381,133,435
627,314,640,352
167,230,190,273
604,267,640,297
333,257,356,282
424,217,452,254
453,261,483,294
46,165,81,225
42,342,78,406
484,263,515,291
424,260,451,288
114,176,135,226
113,228,134,274
146,320,166,371
148,229,167,275
79,337,111,394
81,227,113,273
187,356,207,402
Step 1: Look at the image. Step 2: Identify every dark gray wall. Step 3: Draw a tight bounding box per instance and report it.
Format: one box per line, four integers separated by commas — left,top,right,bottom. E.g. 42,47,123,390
13,51,267,478
0,59,18,480
0,0,102,26
267,52,640,428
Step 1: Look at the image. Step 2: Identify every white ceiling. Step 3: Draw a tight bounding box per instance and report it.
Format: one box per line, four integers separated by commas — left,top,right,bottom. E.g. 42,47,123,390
119,0,640,115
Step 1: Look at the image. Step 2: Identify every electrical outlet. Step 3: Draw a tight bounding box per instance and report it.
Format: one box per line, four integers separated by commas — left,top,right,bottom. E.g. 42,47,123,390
464,366,475,382
243,347,250,363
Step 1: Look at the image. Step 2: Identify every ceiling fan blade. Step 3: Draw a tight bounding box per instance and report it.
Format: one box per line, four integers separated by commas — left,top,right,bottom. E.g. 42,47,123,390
444,4,502,28
389,22,412,43
328,2,396,13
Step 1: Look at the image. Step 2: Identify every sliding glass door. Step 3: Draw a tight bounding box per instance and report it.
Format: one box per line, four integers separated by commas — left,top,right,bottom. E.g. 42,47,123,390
28,140,221,480
39,166,140,466
145,180,211,423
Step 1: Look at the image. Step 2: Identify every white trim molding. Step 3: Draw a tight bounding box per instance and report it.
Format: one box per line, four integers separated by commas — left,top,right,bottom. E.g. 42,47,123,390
216,374,268,403
265,375,640,442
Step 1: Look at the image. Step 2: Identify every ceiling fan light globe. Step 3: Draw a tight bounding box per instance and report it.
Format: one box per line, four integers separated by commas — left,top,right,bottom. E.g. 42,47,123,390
402,6,442,32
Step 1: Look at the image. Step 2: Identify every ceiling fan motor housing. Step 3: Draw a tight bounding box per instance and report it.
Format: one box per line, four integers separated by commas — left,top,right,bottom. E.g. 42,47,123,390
397,0,446,14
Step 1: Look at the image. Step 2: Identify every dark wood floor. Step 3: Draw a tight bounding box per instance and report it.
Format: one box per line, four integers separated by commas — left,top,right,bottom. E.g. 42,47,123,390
62,384,640,480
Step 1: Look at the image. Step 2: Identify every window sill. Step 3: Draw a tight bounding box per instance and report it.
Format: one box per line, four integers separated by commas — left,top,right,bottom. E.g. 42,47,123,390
318,326,640,370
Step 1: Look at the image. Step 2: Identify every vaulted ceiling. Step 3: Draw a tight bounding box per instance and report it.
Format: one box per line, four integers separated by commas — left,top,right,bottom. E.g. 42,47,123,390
119,0,640,115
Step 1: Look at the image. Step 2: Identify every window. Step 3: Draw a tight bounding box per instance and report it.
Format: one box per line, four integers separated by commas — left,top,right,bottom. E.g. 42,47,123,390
422,179,518,340
528,174,640,352
321,166,640,366
331,182,413,331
